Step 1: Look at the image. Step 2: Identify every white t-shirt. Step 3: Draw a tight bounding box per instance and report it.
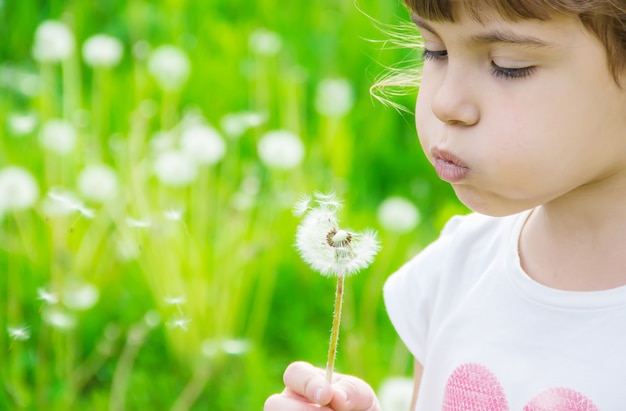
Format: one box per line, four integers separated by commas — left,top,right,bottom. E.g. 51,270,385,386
384,211,626,410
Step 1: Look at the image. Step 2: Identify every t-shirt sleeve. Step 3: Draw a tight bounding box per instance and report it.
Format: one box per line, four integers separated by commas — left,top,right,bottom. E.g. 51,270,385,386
383,216,464,363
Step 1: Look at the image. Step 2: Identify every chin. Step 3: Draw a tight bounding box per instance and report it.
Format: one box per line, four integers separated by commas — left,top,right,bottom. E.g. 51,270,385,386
454,187,534,217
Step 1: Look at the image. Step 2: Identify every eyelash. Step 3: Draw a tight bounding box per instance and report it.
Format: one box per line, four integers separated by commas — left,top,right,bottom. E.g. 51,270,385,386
421,49,536,80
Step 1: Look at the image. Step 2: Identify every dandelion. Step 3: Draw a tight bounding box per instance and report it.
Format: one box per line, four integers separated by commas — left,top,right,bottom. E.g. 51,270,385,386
77,164,119,203
7,112,38,136
147,45,191,92
163,208,184,221
82,34,124,68
42,307,78,330
32,20,74,63
167,314,191,332
125,217,151,228
222,338,251,356
248,28,283,56
378,377,415,411
220,111,266,139
294,192,380,382
7,325,30,352
257,130,305,170
62,282,99,311
377,196,421,234
164,295,186,306
314,78,355,117
180,124,226,166
153,150,197,187
0,166,39,212
39,119,77,155
37,287,59,305
46,189,95,218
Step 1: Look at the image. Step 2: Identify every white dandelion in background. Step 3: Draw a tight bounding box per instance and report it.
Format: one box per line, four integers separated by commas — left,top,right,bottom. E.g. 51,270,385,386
82,34,124,68
294,192,380,382
180,124,226,166
147,45,191,92
163,208,184,221
7,112,38,136
62,282,99,311
39,119,77,155
42,307,78,331
220,111,266,139
32,20,74,63
0,166,39,212
378,377,415,411
248,28,283,56
77,164,119,203
377,196,421,234
164,295,186,306
314,77,355,118
257,130,305,170
153,150,197,187
125,217,151,228
201,338,252,358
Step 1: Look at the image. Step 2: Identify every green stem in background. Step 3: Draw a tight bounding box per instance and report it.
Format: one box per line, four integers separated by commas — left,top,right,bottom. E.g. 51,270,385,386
326,275,345,383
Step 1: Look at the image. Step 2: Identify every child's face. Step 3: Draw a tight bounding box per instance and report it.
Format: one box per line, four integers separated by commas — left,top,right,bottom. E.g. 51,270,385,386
413,9,626,216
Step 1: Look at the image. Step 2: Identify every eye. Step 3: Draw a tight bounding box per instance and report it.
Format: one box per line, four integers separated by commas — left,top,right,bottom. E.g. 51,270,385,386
422,48,448,62
490,62,536,80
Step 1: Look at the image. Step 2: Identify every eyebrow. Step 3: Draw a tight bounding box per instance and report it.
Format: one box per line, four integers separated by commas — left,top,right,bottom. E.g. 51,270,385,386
411,14,555,49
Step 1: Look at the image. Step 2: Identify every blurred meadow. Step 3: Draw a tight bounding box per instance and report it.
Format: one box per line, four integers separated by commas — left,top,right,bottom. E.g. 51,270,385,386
0,0,465,409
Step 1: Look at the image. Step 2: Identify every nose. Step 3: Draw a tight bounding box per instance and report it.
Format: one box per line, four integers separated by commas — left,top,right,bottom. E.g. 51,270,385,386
430,66,480,126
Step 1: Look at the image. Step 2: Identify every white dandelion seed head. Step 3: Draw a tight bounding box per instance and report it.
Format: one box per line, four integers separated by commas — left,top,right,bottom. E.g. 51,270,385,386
220,111,266,139
42,307,77,330
147,45,191,92
37,287,59,305
377,196,421,234
62,282,99,311
295,193,380,277
77,164,119,203
7,112,38,136
180,124,226,166
378,377,414,411
7,325,30,341
32,20,74,63
153,150,198,187
149,130,176,153
222,338,251,356
248,28,283,56
163,208,184,221
39,119,77,155
144,310,161,328
314,78,355,117
0,166,39,212
82,34,124,68
257,130,305,170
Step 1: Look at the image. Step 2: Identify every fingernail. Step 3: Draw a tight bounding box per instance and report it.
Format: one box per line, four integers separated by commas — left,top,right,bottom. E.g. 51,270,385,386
314,388,323,404
334,388,349,403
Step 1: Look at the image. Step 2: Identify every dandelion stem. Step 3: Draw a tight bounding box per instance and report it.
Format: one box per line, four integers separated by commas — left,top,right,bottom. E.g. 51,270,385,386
326,275,345,383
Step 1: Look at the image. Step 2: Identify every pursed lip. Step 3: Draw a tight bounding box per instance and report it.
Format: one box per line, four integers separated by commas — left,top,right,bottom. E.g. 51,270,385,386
431,146,469,183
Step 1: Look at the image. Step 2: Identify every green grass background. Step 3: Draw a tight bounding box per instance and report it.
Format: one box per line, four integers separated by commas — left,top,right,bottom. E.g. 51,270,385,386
0,0,465,409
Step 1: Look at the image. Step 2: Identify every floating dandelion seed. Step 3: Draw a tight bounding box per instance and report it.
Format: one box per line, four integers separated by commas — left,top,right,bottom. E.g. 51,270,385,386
163,208,184,221
294,192,380,382
377,196,421,234
7,325,30,341
37,287,59,305
125,217,151,228
167,315,191,332
46,189,95,218
164,295,186,306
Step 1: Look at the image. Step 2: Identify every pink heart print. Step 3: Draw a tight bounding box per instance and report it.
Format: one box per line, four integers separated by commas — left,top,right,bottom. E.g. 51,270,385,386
442,363,599,411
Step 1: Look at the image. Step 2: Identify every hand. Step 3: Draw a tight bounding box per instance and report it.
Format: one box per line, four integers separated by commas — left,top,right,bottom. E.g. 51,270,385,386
264,361,380,411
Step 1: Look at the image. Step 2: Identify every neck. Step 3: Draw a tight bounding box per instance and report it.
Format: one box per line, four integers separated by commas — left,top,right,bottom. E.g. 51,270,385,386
519,183,626,291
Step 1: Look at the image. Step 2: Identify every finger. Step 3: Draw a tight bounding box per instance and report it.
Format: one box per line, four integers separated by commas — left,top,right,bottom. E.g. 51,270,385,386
329,377,380,411
283,361,333,405
264,393,334,411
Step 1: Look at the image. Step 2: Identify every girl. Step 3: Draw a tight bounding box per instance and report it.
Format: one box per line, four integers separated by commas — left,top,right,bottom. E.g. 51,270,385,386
265,0,626,409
